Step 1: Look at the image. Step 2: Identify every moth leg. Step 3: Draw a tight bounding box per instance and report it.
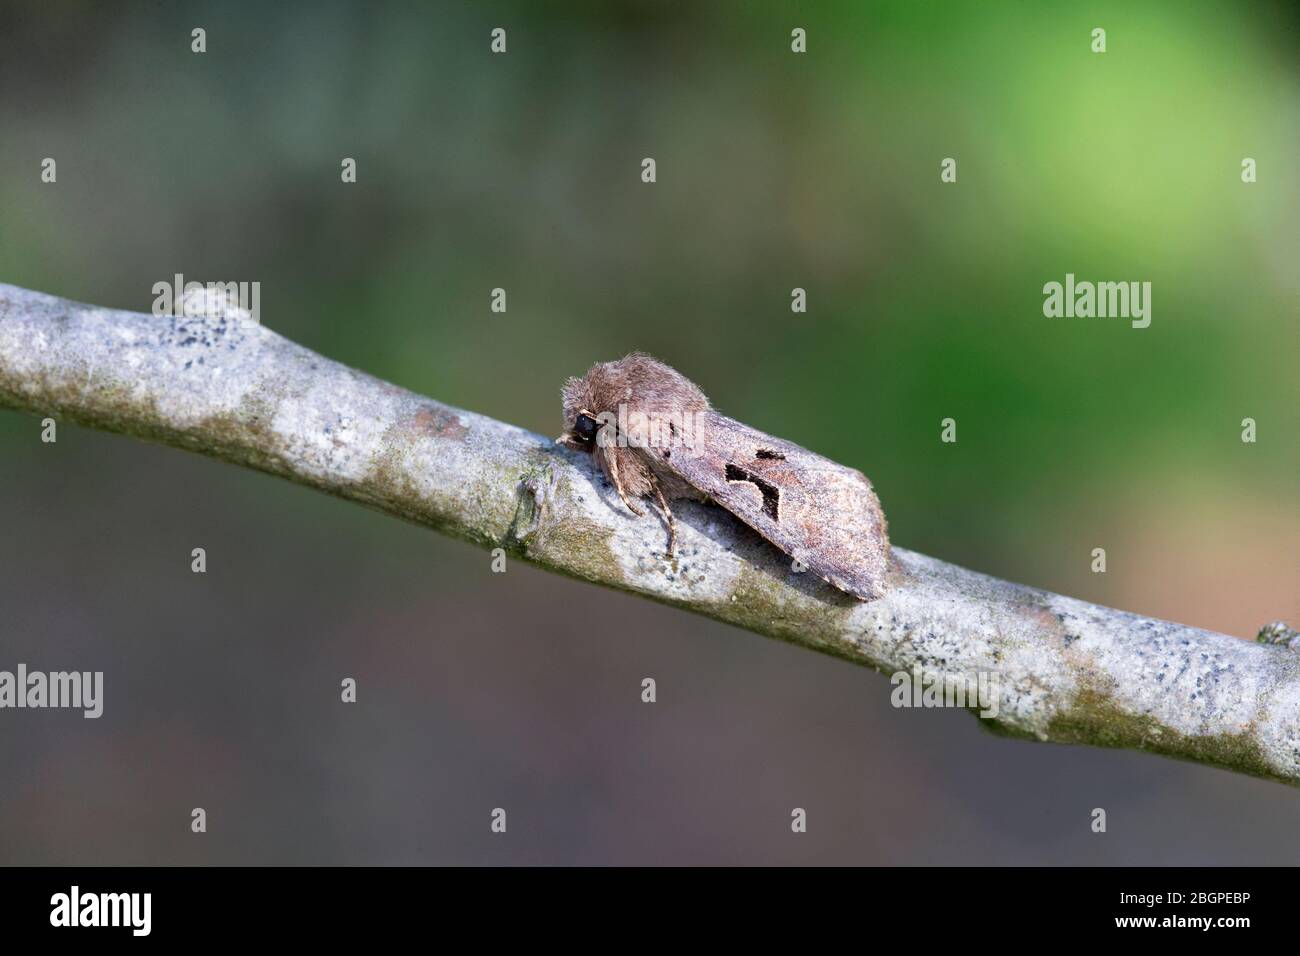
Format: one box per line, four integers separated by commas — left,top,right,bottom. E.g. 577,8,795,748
651,480,677,556
606,448,646,517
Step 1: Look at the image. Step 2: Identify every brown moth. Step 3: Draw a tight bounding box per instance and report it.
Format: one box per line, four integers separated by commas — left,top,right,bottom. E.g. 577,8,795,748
558,352,890,600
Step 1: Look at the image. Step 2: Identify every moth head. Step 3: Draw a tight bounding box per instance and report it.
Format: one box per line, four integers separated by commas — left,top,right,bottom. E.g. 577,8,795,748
557,408,603,453
557,354,709,452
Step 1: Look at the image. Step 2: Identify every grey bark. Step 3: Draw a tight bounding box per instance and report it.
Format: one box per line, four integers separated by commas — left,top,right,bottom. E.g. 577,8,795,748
2,282,1296,784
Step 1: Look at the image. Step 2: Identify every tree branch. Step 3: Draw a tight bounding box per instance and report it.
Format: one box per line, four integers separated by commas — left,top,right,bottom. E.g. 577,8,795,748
2,282,1297,784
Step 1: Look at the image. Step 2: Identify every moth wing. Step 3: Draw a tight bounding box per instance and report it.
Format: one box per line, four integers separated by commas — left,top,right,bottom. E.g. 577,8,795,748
652,412,889,600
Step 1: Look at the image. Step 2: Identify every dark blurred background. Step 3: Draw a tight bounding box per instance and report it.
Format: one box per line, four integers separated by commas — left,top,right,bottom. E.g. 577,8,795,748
1,0,1297,864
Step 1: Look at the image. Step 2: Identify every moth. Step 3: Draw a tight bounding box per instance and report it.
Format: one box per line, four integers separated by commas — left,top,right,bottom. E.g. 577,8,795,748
558,352,890,600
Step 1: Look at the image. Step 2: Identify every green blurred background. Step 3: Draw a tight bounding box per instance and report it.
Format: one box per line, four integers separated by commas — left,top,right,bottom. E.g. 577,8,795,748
0,0,1297,864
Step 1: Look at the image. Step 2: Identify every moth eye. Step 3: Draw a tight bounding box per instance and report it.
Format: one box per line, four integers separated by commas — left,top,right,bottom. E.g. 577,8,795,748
574,413,599,444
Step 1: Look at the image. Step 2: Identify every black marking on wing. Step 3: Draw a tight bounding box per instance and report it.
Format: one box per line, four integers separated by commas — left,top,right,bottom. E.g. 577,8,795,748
725,463,780,520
